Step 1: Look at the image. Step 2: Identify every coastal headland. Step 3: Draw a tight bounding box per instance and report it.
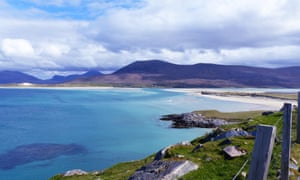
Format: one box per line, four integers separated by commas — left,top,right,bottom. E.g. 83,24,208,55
50,89,300,179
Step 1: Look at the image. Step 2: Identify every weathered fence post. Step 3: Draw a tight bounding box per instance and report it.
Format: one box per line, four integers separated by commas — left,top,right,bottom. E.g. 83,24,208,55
281,103,292,180
297,92,300,143
248,125,276,180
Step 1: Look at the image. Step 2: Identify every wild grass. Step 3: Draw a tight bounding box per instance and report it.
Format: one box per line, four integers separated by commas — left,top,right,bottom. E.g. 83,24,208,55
193,110,264,122
51,110,300,180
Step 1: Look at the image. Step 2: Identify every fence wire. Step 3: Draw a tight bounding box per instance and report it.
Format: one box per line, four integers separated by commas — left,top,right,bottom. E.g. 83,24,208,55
231,115,283,180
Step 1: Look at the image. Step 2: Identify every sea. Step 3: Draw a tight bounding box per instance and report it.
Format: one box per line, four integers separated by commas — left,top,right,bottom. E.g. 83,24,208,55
0,87,293,180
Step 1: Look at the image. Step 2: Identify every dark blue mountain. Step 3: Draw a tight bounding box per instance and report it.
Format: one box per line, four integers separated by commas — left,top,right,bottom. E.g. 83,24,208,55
2,60,300,87
45,70,103,84
112,60,300,87
0,70,102,84
0,71,43,84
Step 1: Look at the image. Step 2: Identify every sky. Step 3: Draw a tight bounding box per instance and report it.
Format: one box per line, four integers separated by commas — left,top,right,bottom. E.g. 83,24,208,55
0,0,300,78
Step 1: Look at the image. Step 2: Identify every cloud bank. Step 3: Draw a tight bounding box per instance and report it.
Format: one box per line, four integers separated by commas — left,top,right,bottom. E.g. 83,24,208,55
1,0,300,78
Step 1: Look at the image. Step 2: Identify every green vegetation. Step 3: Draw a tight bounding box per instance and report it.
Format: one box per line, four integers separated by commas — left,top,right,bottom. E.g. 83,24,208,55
262,92,297,100
50,110,300,180
50,155,155,180
98,155,155,180
193,110,264,122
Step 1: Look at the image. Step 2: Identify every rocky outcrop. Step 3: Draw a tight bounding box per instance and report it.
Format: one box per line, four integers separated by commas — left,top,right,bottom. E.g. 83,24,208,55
154,141,191,161
161,112,228,128
128,160,198,180
197,128,252,144
213,128,250,141
64,169,88,176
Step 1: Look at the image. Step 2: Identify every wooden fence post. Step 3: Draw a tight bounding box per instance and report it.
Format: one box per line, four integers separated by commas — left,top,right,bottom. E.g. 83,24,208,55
248,125,276,180
297,92,300,143
281,103,292,180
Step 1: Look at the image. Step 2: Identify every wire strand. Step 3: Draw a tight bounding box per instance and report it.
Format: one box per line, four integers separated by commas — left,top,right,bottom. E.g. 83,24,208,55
232,159,249,180
274,116,283,127
232,114,283,180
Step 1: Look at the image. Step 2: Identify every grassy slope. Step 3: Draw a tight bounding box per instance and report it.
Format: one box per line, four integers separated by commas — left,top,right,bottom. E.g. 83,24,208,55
193,110,264,121
50,110,300,180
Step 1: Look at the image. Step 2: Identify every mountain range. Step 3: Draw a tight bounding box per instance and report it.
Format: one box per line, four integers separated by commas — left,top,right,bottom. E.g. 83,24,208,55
1,60,300,88
0,70,102,85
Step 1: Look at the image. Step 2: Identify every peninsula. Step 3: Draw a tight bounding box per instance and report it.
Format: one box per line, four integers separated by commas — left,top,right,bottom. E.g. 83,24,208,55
50,109,300,179
50,93,300,179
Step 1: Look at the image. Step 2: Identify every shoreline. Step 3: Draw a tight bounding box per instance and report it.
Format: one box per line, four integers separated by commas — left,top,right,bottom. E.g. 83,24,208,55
0,86,143,91
0,85,115,90
0,86,297,110
165,88,297,111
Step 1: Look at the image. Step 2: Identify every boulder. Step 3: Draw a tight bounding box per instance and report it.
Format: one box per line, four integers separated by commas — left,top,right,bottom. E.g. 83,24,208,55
262,111,274,116
154,141,191,161
128,160,198,180
154,145,172,161
214,128,250,141
64,169,88,176
192,144,203,153
223,146,247,158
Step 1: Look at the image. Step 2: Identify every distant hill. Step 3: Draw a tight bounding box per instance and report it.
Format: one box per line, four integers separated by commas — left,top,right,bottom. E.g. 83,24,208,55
0,70,102,84
0,71,43,84
45,70,103,84
72,60,300,88
2,60,300,87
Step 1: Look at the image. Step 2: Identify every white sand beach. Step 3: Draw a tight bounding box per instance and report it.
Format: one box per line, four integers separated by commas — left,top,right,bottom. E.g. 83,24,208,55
166,88,297,111
1,86,297,110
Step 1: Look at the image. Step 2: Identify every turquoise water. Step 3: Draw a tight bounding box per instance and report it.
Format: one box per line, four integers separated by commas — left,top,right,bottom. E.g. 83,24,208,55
0,88,272,179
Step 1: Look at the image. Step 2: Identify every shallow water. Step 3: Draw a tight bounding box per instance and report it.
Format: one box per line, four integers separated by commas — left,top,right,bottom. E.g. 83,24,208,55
0,88,277,179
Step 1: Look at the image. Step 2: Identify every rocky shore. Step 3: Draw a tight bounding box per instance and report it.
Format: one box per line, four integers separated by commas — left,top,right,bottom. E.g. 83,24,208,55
160,112,229,128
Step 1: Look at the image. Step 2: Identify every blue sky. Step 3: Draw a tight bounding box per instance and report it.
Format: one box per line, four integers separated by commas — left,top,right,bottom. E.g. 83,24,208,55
1,0,300,78
5,0,144,19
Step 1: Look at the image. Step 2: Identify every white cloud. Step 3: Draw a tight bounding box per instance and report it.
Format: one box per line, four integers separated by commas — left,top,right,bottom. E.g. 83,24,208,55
87,0,294,54
1,38,35,57
1,0,300,78
37,43,70,58
220,45,300,66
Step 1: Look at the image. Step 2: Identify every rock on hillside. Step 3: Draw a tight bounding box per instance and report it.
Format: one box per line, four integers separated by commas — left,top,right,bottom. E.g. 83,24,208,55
128,160,198,180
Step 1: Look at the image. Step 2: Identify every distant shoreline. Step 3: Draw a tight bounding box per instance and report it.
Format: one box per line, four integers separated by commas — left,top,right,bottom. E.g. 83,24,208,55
0,86,297,110
165,88,297,111
0,85,118,90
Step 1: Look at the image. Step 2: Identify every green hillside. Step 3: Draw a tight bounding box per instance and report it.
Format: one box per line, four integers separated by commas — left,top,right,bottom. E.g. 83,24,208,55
51,110,300,180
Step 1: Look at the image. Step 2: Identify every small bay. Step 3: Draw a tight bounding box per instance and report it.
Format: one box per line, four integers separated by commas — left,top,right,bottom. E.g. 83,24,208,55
0,88,276,179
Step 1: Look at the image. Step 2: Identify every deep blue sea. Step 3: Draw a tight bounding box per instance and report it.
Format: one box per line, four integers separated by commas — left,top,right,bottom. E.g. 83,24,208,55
0,88,275,179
